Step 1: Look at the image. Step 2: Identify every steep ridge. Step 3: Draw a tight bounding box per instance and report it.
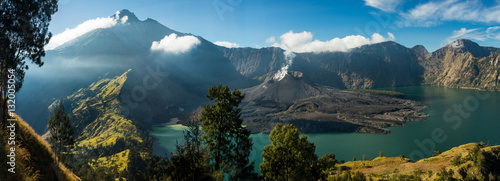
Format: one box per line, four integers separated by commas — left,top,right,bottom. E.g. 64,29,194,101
49,69,152,177
241,71,428,134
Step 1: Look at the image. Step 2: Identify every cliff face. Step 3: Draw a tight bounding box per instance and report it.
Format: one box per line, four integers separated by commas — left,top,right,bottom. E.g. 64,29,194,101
219,47,287,81
222,41,426,89
422,39,500,90
294,41,425,89
223,39,499,90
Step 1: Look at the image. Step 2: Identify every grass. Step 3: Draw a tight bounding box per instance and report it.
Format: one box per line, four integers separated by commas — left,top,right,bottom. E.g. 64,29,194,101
347,89,405,98
3,114,81,181
331,143,500,180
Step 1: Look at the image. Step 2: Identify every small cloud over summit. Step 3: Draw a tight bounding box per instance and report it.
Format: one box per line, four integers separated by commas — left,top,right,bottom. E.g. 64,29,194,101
214,41,240,48
269,31,395,53
151,33,201,54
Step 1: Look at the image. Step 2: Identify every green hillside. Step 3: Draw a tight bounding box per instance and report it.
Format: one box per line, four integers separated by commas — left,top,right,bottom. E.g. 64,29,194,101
50,69,157,180
60,69,144,149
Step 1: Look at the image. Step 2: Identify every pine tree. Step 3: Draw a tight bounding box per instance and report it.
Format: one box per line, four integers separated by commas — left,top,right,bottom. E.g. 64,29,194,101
200,84,256,179
48,100,75,164
168,108,213,181
260,123,319,180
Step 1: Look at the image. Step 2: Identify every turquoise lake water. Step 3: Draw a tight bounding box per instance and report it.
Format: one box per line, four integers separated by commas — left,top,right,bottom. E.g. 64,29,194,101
150,86,500,171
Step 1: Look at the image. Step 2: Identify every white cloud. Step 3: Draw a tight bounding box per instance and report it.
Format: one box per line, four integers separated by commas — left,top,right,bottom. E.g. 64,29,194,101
150,33,201,54
46,11,129,50
448,28,486,42
445,27,500,44
214,41,240,48
120,16,128,24
364,0,403,12
486,26,500,40
387,32,395,41
270,31,395,53
266,36,276,44
399,0,500,27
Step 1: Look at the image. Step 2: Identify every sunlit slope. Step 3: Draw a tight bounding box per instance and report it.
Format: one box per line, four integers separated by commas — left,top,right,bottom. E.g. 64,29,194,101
332,143,500,180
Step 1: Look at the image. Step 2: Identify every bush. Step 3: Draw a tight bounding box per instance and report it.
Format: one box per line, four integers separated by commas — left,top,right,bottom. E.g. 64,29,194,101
399,154,405,160
451,155,463,166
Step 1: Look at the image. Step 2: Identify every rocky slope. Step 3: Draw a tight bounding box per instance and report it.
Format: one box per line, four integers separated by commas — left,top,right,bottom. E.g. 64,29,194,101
222,41,426,89
241,71,428,134
422,39,500,90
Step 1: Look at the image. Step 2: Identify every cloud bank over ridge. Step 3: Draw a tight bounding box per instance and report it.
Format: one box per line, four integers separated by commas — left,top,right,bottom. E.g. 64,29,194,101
267,31,395,53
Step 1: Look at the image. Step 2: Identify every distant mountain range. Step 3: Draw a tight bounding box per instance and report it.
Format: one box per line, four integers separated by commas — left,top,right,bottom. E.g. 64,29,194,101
17,9,500,136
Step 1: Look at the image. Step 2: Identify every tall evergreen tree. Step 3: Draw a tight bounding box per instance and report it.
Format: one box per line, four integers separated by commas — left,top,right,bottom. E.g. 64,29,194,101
168,108,213,181
48,101,75,164
200,84,256,179
0,0,58,125
260,123,319,180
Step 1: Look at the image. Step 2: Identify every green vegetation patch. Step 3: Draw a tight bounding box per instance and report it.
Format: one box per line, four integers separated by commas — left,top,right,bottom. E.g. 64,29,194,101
89,149,130,172
347,89,405,98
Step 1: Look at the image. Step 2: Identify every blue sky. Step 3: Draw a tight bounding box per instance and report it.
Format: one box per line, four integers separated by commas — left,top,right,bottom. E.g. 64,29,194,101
50,0,500,52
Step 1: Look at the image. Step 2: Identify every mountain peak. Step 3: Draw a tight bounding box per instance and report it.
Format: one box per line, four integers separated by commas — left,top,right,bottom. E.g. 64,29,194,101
445,39,495,57
114,9,139,22
447,39,479,49
411,45,428,57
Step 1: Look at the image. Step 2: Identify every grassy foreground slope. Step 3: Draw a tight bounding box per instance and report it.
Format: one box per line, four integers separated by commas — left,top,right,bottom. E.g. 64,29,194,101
331,143,500,180
0,114,80,181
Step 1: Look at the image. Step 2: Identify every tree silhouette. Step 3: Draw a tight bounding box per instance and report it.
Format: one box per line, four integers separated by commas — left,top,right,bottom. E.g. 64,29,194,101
0,0,58,125
48,101,75,164
200,84,256,179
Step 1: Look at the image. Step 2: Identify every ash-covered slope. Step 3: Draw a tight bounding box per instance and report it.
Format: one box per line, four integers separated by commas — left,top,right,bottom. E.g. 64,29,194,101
243,71,322,104
241,71,428,134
